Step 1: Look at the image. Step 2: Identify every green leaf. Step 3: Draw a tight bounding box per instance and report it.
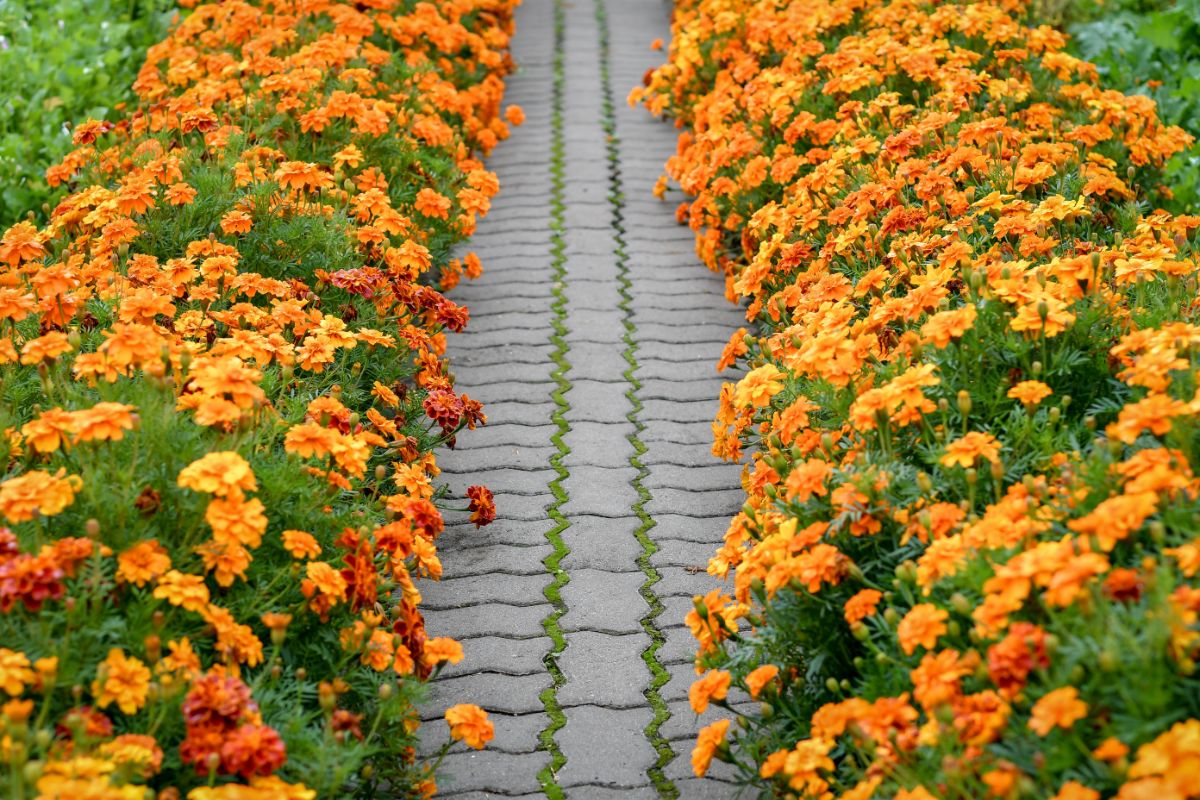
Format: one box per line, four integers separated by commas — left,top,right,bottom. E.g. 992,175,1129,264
1139,12,1181,51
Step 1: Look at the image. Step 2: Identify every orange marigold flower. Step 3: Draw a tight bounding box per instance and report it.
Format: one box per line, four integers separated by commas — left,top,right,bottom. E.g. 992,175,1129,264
177,452,257,499
414,188,452,219
744,664,779,699
92,648,151,715
281,529,321,559
733,364,787,408
844,588,883,624
153,570,211,612
692,719,730,777
466,485,496,527
1052,782,1100,800
941,431,1002,468
689,669,731,714
1028,686,1088,736
1007,380,1052,407
897,603,949,655
117,540,172,587
72,402,137,444
423,637,465,666
0,221,45,266
0,469,82,523
20,409,77,454
445,704,494,750
1094,736,1130,762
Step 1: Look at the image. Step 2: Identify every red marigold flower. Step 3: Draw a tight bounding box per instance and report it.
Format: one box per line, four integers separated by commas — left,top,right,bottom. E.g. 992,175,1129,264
466,485,496,527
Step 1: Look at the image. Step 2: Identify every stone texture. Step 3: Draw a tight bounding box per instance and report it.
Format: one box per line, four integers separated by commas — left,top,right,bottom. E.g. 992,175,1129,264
421,0,744,794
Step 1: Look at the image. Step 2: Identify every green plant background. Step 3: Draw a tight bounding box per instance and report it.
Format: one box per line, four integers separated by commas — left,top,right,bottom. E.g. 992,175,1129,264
0,0,177,226
1059,0,1200,210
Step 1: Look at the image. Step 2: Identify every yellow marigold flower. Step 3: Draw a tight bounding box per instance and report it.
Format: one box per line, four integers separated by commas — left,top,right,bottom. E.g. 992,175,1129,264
177,451,257,499
0,648,35,696
444,703,494,750
93,648,151,715
0,469,82,523
733,364,787,408
1029,686,1088,736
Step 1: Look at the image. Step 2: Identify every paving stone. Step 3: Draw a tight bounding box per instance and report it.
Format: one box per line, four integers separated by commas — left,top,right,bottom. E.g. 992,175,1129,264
435,750,549,796
421,710,546,755
645,463,742,492
421,572,552,611
425,0,744,795
432,603,551,640
561,467,640,517
438,445,557,473
426,671,554,716
560,515,644,571
440,634,554,679
560,569,649,635
556,705,657,788
434,543,555,579
558,631,650,709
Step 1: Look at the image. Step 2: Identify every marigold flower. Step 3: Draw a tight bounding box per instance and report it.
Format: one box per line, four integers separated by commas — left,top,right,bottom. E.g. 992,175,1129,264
0,648,34,695
466,485,496,527
423,637,465,666
744,665,779,699
1029,686,1088,736
689,669,731,714
117,540,172,587
281,530,321,559
445,703,493,750
1007,380,1052,407
92,648,151,715
733,364,787,408
0,469,82,523
844,589,884,624
940,431,1002,468
897,603,949,656
692,719,730,777
178,452,257,499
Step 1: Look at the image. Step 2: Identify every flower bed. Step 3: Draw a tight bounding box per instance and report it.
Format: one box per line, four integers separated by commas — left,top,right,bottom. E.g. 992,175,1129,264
0,0,518,796
634,0,1200,795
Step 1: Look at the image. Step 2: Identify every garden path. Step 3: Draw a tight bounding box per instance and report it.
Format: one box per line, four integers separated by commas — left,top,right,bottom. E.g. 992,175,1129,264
421,0,746,795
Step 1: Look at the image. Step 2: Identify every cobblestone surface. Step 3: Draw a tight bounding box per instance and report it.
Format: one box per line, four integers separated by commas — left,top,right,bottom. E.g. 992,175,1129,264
422,0,744,795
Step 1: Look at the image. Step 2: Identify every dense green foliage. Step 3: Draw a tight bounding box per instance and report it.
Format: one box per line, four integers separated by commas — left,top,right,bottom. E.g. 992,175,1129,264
1062,0,1200,209
0,0,177,225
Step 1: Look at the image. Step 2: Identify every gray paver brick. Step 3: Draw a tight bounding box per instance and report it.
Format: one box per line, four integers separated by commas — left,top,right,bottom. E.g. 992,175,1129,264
558,631,649,709
557,706,657,788
560,569,649,635
425,0,743,795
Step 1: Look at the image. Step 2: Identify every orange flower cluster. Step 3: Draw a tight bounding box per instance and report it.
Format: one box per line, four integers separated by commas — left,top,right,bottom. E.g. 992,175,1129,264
0,0,511,795
636,0,1200,796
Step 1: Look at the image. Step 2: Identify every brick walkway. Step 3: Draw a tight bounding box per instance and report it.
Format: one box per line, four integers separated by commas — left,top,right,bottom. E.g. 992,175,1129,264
421,0,745,795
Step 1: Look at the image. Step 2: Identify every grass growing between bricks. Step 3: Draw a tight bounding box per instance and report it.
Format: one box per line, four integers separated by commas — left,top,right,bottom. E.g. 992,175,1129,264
537,0,570,794
593,0,679,793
